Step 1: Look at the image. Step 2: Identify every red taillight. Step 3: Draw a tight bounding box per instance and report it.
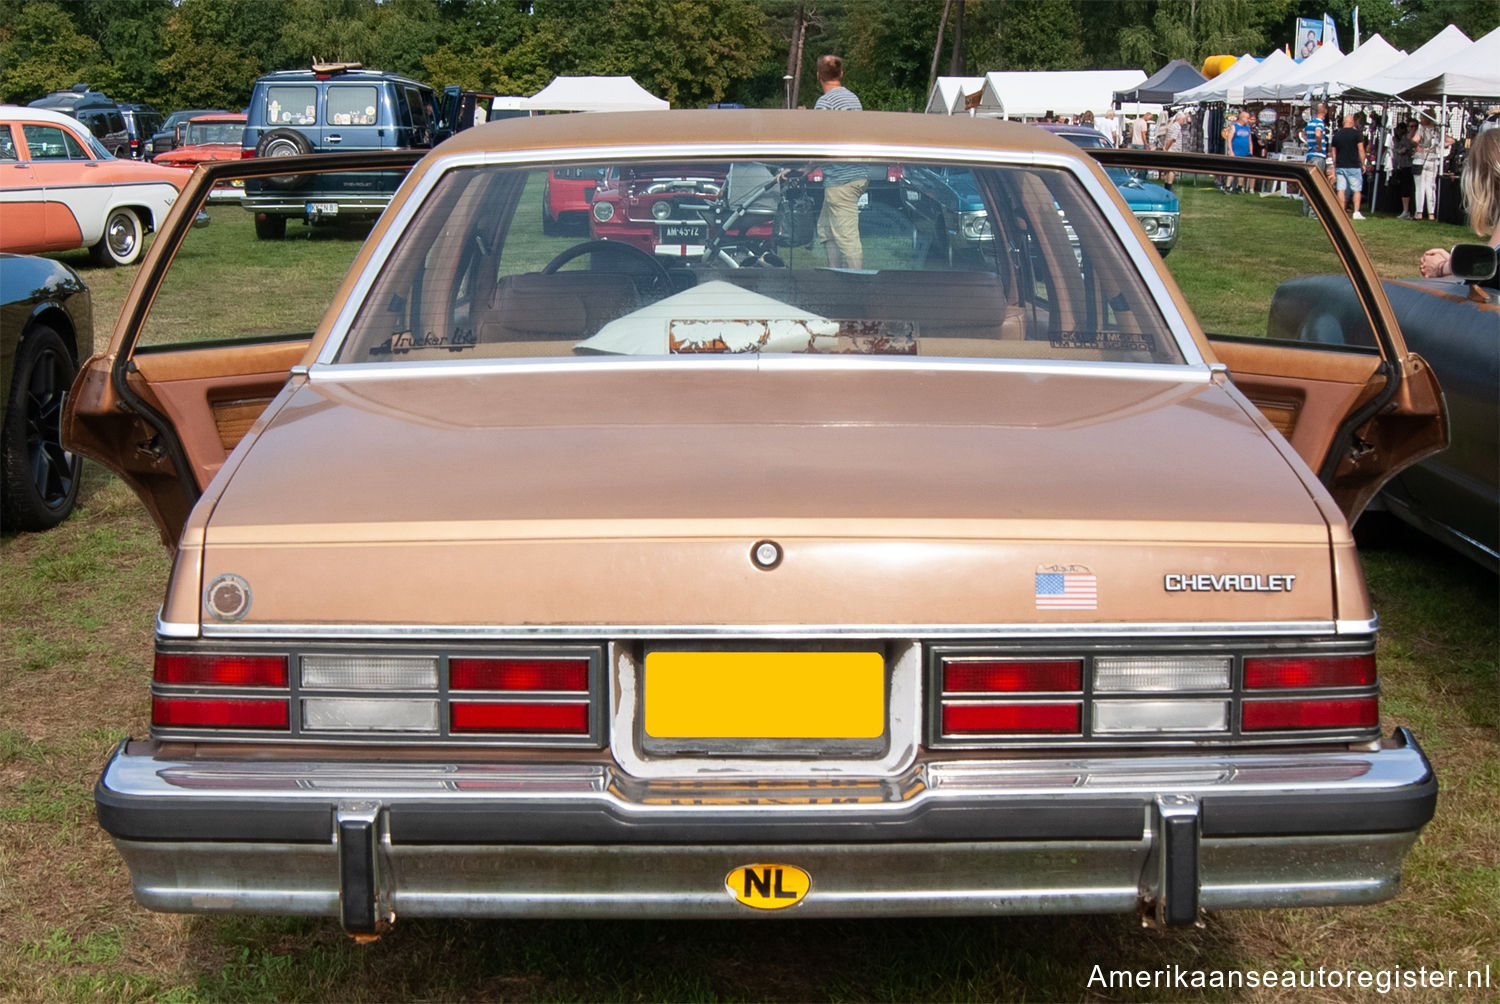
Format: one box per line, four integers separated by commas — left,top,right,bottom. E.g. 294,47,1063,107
450,658,589,692
240,148,256,158
806,167,823,182
1244,654,1375,689
451,702,589,734
886,164,903,182
154,652,287,687
943,659,1082,693
153,696,289,729
1242,697,1379,731
943,702,1081,735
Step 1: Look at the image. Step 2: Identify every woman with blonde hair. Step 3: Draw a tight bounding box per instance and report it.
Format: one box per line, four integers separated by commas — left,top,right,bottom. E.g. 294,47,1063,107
1419,128,1500,277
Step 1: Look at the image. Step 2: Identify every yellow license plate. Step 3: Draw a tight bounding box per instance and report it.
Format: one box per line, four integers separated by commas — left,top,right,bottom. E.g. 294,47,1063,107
644,651,884,739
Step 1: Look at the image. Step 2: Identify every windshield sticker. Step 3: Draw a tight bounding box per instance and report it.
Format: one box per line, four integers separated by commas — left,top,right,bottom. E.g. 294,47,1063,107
1035,565,1098,610
1050,331,1156,352
369,329,478,356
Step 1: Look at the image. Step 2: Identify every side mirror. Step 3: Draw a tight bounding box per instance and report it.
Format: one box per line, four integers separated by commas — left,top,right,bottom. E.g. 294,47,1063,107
1449,243,1498,282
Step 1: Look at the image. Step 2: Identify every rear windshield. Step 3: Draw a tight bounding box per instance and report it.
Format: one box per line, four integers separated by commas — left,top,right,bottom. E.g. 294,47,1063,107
335,158,1182,366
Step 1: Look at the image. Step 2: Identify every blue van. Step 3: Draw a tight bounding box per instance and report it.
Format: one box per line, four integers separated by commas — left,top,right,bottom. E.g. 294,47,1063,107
240,63,447,239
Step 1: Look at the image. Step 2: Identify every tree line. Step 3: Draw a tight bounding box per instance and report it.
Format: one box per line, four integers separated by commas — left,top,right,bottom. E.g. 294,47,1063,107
1,0,1494,114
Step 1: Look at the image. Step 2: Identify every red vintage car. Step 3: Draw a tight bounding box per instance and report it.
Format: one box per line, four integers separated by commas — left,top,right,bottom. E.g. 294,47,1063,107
587,162,783,261
153,114,249,202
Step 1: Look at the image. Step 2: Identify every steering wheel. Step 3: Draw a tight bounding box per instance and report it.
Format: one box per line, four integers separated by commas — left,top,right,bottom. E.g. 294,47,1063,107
542,239,674,297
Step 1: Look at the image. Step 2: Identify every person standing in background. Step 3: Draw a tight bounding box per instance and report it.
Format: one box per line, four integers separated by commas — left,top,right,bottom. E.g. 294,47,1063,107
1413,112,1450,221
1222,109,1254,192
1392,120,1416,218
812,54,866,268
1162,111,1185,190
1128,113,1148,149
1101,108,1122,145
1329,113,1367,219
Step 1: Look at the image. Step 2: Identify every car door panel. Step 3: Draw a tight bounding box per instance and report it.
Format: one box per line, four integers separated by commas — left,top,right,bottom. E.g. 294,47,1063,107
63,150,421,548
1092,148,1447,521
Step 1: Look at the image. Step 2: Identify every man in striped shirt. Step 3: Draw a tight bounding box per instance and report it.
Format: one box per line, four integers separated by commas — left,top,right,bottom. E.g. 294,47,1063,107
813,55,866,267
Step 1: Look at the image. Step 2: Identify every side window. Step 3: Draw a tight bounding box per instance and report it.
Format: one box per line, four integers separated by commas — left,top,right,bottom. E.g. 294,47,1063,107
1159,171,1377,350
136,159,413,349
266,85,318,126
106,112,126,136
20,124,73,160
327,85,378,126
0,125,17,160
402,87,428,130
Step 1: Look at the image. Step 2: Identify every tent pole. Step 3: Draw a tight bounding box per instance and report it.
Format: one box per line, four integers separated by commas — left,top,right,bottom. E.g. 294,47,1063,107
1438,94,1448,224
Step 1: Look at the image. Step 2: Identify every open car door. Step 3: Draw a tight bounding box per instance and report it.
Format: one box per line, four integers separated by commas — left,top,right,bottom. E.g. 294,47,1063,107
1090,148,1446,522
64,152,421,547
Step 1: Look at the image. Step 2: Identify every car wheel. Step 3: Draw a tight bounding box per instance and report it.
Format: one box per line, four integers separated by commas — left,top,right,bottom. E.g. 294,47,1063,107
1,325,82,531
256,128,314,189
89,207,143,267
254,213,288,240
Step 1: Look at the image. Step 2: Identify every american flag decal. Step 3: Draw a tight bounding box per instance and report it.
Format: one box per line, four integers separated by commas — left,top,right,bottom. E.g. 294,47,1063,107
1035,569,1098,610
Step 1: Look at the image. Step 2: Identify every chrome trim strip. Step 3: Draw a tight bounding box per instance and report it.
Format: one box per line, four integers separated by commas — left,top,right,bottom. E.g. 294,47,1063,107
311,141,1206,369
102,739,1428,804
608,641,922,779
312,355,1211,384
189,619,1378,641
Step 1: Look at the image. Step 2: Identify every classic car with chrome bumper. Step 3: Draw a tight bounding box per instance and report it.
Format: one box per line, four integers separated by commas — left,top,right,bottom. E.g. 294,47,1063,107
66,115,1446,938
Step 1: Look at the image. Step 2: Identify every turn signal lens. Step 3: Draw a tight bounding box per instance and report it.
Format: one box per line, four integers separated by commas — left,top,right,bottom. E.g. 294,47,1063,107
942,702,1081,735
1242,697,1379,731
450,658,589,692
1244,654,1376,689
154,653,287,687
451,702,590,734
152,696,288,729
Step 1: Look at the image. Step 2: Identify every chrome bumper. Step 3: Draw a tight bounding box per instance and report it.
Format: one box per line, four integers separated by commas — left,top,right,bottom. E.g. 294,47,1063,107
97,730,1435,932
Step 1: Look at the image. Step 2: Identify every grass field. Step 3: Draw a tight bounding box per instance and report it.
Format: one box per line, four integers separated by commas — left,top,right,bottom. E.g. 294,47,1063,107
1,169,1495,1002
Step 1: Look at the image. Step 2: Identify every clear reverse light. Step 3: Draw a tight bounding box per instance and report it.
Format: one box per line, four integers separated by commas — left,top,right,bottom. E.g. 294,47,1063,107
300,655,438,691
1093,655,1231,693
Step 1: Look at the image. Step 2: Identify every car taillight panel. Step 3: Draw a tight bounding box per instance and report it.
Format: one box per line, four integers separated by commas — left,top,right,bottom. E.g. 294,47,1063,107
150,645,603,745
931,643,1379,747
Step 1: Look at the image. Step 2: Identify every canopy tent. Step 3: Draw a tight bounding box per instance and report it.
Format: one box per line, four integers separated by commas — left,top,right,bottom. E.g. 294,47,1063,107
1209,49,1295,104
1306,34,1407,98
924,76,987,115
1173,54,1259,103
1242,40,1345,101
525,75,668,112
1338,24,1472,100
1398,25,1500,101
974,70,1146,118
1114,60,1206,105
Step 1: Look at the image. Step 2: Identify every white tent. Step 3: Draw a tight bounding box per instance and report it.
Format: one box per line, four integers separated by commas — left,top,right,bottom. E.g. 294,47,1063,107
1211,49,1295,104
1243,39,1344,101
1312,34,1408,98
1399,25,1500,101
974,70,1146,118
1173,54,1258,103
525,76,668,112
924,76,986,115
1338,24,1472,100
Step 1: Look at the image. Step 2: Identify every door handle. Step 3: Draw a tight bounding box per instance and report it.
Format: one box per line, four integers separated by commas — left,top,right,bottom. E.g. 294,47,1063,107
327,134,342,144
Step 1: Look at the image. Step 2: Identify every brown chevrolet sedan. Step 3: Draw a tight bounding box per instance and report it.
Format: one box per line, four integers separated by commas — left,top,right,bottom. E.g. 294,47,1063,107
64,111,1447,935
